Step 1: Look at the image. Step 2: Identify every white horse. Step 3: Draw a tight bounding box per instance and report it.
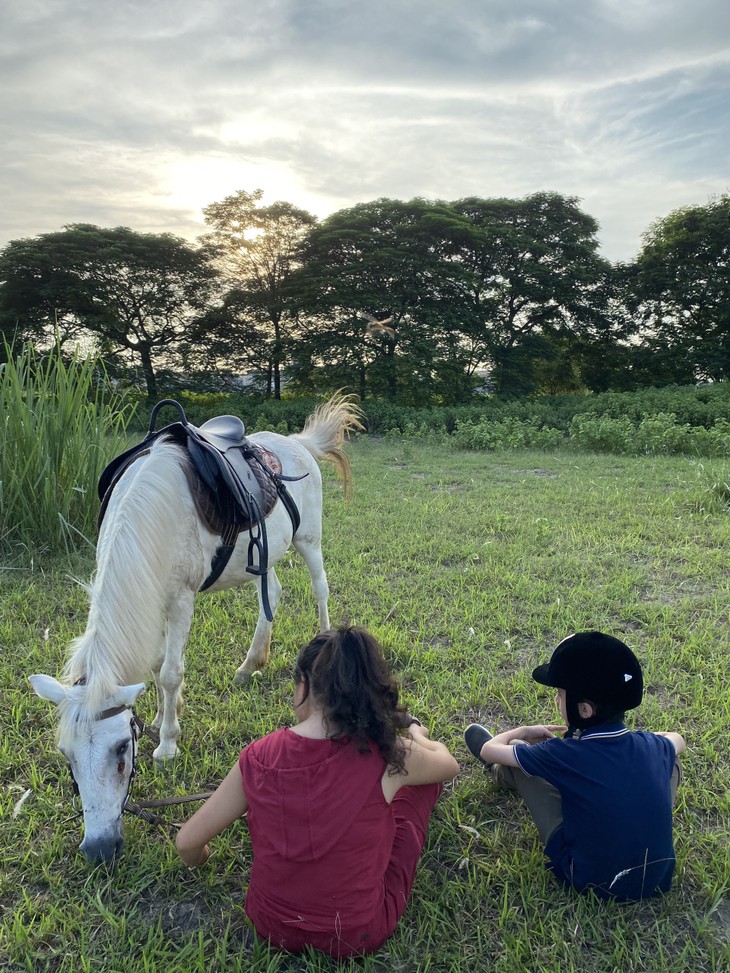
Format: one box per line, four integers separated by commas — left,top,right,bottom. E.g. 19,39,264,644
30,394,363,863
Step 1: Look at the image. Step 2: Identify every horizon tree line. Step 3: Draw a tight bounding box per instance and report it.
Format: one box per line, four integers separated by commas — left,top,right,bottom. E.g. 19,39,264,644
0,190,727,403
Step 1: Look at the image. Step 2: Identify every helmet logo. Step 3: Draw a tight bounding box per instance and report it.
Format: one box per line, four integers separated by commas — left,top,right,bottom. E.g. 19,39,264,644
624,673,633,682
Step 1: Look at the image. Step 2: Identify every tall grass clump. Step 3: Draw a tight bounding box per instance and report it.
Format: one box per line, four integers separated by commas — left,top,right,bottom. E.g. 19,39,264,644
0,341,133,556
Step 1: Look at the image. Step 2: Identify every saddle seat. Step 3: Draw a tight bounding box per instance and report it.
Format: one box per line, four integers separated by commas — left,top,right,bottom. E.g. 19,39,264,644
198,414,247,451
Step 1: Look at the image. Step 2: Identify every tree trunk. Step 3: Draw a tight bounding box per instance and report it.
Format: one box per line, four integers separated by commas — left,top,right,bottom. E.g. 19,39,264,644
272,318,282,400
138,343,158,401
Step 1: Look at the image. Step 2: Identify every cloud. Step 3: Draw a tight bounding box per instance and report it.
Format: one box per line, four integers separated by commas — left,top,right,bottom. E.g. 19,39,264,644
1,0,728,259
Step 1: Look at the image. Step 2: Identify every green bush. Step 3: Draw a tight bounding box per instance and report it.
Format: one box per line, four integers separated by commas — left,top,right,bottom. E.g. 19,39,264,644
453,418,563,451
569,411,730,457
568,413,636,454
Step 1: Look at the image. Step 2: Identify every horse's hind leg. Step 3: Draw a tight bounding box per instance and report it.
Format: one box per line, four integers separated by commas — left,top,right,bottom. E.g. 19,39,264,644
154,589,195,762
234,568,282,683
293,535,330,633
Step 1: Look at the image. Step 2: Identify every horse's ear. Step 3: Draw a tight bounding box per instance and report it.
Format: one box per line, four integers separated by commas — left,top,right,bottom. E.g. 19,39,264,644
106,683,146,709
29,674,68,704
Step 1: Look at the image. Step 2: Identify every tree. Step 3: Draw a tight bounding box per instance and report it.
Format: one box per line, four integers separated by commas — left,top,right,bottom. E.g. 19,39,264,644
290,197,476,404
0,225,219,398
630,195,730,381
201,189,317,398
448,192,613,393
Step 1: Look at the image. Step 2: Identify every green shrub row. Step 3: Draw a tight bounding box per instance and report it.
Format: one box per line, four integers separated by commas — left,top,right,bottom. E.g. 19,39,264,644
126,383,730,457
126,383,730,440
568,412,730,457
363,383,730,435
415,412,730,457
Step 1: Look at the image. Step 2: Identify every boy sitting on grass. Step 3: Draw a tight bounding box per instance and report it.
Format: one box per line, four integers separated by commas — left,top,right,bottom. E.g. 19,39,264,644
465,631,685,901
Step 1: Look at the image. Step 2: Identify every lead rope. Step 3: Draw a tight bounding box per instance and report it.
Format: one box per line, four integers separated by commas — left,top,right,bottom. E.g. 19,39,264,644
123,792,216,829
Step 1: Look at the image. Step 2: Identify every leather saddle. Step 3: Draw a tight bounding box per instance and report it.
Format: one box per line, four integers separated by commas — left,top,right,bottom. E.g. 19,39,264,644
97,399,305,620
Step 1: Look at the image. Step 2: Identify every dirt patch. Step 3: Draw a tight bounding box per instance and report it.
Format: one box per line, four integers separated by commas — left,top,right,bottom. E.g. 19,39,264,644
138,895,209,935
138,891,248,940
424,634,453,651
490,467,558,478
710,898,730,944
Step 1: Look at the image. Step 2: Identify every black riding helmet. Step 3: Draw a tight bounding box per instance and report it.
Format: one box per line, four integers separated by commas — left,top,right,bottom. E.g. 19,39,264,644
532,632,643,732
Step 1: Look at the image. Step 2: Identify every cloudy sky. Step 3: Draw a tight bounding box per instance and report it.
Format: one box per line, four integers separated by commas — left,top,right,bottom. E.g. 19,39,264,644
3,0,729,262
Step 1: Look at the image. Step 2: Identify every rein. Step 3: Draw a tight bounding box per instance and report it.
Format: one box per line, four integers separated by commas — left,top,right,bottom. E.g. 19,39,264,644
123,713,216,829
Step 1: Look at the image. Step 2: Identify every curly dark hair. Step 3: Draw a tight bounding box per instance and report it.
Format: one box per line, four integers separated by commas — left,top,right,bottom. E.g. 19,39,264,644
293,626,410,774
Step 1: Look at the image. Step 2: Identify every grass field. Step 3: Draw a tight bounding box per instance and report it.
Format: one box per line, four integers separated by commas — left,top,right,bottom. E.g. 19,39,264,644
1,439,729,972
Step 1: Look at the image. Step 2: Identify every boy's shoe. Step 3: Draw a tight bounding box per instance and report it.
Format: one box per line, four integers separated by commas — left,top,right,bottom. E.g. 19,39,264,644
464,723,494,769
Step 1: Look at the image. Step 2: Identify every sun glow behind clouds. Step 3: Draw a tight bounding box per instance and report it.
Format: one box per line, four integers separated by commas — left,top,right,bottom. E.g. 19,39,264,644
158,152,333,239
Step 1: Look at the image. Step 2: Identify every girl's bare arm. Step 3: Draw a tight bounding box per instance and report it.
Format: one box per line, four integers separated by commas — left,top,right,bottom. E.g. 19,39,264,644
382,725,459,802
175,761,249,867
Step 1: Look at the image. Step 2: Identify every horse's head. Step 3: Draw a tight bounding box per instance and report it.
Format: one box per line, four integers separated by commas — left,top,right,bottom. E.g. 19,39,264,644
29,674,146,864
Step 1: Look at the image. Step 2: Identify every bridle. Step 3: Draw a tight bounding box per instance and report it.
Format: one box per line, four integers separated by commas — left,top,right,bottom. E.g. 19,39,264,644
66,703,145,821
64,701,213,832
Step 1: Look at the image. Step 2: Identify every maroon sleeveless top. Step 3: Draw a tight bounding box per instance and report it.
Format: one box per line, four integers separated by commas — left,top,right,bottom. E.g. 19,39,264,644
238,727,394,946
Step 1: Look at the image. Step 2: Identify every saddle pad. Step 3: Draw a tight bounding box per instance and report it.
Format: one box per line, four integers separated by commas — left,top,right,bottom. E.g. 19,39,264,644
183,444,280,535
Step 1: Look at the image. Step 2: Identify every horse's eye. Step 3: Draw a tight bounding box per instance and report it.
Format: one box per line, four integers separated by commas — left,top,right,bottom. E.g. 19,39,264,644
115,741,129,759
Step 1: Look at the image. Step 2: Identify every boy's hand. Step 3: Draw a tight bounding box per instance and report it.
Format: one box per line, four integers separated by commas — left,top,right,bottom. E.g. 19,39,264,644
517,724,566,743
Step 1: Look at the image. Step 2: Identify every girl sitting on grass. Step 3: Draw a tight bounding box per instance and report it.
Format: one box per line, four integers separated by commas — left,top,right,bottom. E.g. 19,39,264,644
176,626,459,958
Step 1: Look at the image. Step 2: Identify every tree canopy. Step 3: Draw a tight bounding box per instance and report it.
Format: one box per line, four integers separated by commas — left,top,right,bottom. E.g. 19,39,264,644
0,192,726,402
201,189,317,398
0,224,218,398
631,195,730,381
290,197,474,404
291,193,614,399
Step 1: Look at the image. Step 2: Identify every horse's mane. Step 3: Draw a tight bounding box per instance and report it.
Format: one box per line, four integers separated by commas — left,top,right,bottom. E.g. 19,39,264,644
59,439,193,735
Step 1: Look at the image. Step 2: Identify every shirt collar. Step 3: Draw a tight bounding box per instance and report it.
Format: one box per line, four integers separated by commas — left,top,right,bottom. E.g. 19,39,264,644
578,722,628,740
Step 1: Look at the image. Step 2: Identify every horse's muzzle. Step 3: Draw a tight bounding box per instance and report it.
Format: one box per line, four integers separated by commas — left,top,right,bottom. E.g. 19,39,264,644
80,829,124,864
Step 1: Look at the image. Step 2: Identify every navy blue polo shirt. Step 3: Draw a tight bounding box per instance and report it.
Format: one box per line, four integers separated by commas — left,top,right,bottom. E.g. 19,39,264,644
514,724,678,901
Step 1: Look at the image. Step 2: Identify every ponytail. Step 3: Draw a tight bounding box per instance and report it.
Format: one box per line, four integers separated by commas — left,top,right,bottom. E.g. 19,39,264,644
294,626,409,773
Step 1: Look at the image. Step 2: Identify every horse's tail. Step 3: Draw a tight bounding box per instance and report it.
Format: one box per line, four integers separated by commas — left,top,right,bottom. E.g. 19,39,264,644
291,392,364,498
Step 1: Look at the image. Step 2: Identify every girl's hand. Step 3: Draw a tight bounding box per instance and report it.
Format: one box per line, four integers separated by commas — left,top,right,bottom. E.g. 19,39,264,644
408,721,430,740
180,842,210,868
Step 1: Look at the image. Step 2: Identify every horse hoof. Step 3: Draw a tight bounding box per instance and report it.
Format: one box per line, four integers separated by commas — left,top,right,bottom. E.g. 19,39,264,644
153,745,178,763
234,669,262,685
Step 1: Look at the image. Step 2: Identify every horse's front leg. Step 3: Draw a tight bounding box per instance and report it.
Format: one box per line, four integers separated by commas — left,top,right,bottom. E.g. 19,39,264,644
153,589,195,762
234,568,282,683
